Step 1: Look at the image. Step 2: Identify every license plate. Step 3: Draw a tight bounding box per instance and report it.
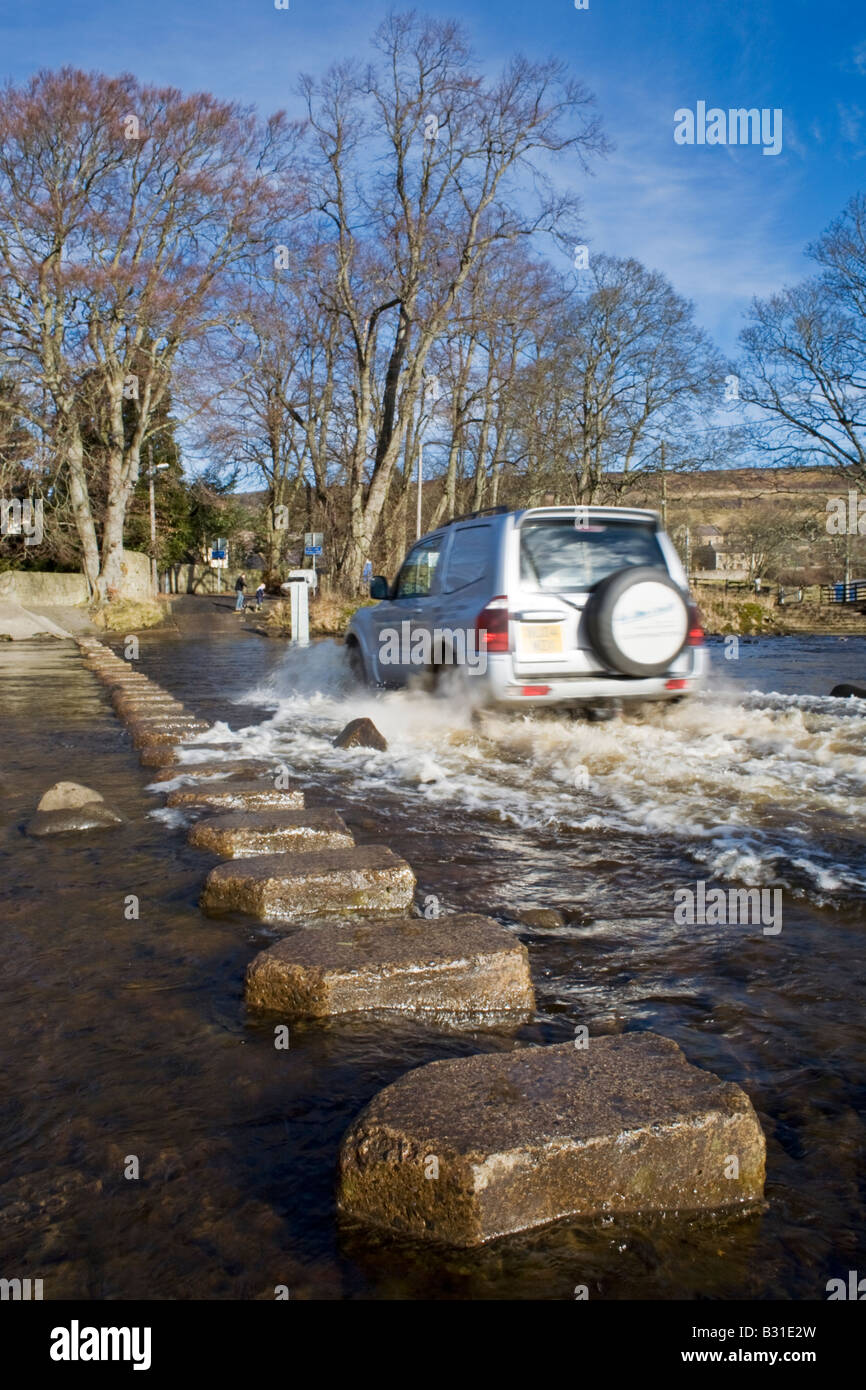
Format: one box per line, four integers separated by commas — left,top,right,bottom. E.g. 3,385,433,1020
519,622,564,656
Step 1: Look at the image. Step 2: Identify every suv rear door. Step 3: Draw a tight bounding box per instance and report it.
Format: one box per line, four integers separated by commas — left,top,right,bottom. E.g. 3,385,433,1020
512,511,670,677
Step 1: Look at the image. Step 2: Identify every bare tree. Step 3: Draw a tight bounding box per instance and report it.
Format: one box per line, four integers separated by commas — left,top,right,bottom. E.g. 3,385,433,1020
0,68,295,598
298,12,606,586
739,192,866,486
516,255,726,504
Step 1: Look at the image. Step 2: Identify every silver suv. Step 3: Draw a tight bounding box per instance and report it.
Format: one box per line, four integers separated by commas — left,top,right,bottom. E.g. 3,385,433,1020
345,506,707,712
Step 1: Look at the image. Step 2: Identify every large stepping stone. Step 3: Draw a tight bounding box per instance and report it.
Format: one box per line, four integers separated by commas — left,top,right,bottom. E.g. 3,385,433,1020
338,1033,766,1247
166,781,304,811
201,845,415,922
245,913,534,1017
189,808,353,857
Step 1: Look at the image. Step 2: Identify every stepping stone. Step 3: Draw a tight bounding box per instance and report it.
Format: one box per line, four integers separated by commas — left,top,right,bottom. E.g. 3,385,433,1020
245,913,534,1017
338,1033,767,1247
150,760,271,784
189,808,353,857
127,719,210,748
113,696,188,718
101,676,159,691
201,845,415,922
166,781,304,811
139,742,217,768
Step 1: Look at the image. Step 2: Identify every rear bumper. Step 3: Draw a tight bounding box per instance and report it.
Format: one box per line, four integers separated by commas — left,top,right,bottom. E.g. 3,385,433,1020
480,647,708,707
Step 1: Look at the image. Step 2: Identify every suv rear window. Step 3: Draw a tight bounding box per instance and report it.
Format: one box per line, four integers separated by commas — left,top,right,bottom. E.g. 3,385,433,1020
519,518,665,592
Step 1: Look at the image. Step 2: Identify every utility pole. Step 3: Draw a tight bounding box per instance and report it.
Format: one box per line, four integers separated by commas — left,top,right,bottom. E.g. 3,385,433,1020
660,440,667,529
416,439,423,540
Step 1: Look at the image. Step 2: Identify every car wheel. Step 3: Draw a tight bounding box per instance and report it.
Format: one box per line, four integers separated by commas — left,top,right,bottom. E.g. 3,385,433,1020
346,640,368,686
584,566,689,678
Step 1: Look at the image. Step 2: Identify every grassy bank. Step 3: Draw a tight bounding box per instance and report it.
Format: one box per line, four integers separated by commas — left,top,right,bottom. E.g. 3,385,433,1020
259,593,374,638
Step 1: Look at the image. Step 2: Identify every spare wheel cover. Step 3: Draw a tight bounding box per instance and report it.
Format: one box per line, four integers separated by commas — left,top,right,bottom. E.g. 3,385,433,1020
588,566,689,677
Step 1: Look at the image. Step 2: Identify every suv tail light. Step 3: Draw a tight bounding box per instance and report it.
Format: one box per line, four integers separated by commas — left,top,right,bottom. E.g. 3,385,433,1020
687,602,704,646
476,596,510,654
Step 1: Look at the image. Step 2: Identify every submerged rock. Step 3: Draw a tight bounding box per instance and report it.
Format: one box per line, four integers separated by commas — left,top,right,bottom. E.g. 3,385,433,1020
201,845,415,922
338,1033,766,1247
512,907,566,930
245,913,534,1017
334,717,388,752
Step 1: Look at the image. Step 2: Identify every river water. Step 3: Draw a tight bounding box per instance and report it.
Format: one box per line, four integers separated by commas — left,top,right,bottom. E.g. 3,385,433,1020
1,632,864,1299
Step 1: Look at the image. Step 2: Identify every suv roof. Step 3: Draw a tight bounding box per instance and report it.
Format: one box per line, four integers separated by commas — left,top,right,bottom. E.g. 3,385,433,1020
423,503,662,542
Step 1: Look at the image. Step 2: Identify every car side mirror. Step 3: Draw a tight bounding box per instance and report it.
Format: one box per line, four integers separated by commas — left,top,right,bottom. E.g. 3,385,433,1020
369,576,390,600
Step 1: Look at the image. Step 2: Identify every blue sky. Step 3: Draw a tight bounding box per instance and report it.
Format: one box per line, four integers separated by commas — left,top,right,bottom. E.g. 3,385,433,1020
1,0,864,358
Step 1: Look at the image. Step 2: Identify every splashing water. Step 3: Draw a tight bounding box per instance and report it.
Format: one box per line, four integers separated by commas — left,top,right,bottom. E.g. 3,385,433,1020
171,638,866,907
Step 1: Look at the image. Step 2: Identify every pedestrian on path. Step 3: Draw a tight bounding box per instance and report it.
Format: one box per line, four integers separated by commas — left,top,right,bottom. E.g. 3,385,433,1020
255,581,266,611
235,573,246,612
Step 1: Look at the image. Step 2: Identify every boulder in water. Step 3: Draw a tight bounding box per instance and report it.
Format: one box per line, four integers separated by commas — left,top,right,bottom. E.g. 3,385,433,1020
830,683,866,698
28,781,123,835
512,907,566,930
37,781,104,813
334,717,388,751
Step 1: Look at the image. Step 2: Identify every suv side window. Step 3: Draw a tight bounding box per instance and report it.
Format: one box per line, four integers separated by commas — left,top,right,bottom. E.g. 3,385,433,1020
442,525,492,593
395,534,444,598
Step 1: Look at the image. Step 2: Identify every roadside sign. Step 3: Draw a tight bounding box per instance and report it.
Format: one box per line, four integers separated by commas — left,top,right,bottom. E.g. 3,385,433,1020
362,560,373,580
304,545,323,556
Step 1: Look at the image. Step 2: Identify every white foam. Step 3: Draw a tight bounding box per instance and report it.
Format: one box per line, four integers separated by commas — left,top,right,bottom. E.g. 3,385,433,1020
217,643,866,906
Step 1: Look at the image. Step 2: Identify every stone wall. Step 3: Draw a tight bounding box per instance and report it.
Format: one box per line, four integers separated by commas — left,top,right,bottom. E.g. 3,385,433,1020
0,570,89,605
0,550,152,605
